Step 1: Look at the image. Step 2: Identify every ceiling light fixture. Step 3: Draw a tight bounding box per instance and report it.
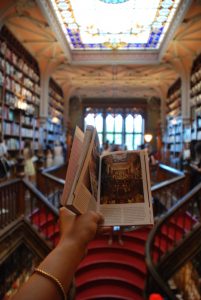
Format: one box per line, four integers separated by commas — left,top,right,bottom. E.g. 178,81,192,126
144,134,153,143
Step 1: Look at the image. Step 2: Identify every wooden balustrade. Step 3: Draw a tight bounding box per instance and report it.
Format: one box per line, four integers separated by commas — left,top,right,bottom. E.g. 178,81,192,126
150,163,185,184
39,164,67,180
151,175,186,216
0,178,59,247
37,171,64,209
150,164,191,217
145,183,201,299
1,163,201,299
0,179,21,229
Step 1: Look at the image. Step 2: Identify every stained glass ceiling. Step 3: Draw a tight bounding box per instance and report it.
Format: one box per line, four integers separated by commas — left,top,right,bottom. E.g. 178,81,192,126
50,0,182,51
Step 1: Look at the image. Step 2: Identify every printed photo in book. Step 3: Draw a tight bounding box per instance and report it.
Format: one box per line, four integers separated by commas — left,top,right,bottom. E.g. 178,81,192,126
61,125,154,227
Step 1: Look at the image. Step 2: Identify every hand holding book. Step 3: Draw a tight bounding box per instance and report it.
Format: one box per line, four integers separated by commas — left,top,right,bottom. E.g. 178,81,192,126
61,125,154,227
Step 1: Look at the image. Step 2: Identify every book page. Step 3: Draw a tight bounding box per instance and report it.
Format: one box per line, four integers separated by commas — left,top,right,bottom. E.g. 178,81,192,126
97,150,154,226
60,127,84,206
88,131,100,200
63,125,99,214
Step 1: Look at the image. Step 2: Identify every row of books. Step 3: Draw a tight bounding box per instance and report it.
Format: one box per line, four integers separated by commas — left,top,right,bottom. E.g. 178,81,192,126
6,138,20,150
4,90,39,112
191,68,201,84
0,60,40,91
0,41,39,82
3,121,20,135
46,121,63,132
49,88,63,102
3,121,39,138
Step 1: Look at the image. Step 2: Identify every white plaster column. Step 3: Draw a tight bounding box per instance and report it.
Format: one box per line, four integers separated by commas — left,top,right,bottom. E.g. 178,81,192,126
38,73,50,146
181,71,191,126
154,86,168,136
171,57,193,126
63,85,73,128
39,73,50,121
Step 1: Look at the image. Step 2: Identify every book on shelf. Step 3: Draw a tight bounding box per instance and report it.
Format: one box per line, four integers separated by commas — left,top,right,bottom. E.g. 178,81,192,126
61,125,154,227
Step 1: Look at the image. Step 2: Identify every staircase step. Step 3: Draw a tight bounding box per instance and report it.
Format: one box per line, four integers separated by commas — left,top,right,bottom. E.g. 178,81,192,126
30,211,54,227
40,223,59,239
88,236,146,256
76,279,144,300
169,212,196,230
92,227,150,247
76,263,145,289
161,223,184,238
78,248,146,274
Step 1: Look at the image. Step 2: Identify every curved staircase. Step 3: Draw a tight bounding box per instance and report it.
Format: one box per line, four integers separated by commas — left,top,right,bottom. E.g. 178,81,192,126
75,227,151,300
29,205,199,300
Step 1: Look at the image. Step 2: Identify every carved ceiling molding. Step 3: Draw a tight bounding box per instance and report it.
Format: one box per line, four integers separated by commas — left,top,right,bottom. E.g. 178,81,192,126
72,51,159,65
35,0,72,62
159,0,193,61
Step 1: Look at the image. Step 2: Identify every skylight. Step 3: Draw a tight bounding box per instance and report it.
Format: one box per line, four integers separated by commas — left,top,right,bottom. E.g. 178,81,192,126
50,0,182,50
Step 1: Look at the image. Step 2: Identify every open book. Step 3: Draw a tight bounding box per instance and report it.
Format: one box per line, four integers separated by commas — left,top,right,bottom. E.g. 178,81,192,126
61,125,154,226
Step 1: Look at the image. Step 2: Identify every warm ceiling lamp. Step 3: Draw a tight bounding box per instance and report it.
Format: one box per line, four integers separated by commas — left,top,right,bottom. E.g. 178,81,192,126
144,133,153,143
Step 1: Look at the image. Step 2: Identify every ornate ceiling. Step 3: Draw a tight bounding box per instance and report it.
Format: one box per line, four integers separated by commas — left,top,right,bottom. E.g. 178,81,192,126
50,0,182,51
0,0,201,100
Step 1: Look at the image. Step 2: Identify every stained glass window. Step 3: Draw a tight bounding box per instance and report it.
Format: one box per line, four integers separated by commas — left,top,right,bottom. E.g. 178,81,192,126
105,113,123,145
85,112,103,145
51,0,182,50
84,108,144,150
125,114,144,150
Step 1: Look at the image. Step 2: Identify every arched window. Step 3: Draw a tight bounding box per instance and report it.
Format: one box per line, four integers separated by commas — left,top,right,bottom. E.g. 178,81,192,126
125,114,144,150
85,112,103,145
105,113,123,145
84,108,144,150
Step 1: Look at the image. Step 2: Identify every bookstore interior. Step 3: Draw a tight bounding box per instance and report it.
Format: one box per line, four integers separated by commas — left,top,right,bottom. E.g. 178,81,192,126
0,1,201,300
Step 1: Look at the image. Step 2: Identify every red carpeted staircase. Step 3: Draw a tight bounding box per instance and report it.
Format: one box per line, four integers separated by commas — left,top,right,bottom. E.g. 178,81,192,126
30,209,196,300
75,227,151,300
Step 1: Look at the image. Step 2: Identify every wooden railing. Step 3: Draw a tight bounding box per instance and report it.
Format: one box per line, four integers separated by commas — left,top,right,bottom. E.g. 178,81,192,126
145,183,201,299
149,164,189,217
36,165,66,208
150,163,185,184
151,174,188,216
1,164,200,299
0,178,59,247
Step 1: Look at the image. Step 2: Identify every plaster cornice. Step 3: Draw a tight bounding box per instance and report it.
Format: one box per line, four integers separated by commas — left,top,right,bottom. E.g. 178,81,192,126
35,0,72,63
159,0,193,61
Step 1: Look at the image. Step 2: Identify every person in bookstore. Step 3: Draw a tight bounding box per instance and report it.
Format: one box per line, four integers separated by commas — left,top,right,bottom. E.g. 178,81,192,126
45,144,54,168
53,141,64,166
10,207,105,300
0,137,10,179
23,140,36,184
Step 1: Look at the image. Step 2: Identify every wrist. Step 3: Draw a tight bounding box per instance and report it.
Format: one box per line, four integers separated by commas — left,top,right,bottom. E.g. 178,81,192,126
57,236,87,260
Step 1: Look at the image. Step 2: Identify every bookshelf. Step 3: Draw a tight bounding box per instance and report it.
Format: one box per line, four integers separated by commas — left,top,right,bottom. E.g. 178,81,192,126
44,78,64,147
0,26,40,155
190,53,201,141
166,116,183,168
167,78,181,118
166,78,182,168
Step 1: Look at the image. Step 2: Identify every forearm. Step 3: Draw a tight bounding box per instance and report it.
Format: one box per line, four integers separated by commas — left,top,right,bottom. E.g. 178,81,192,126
11,239,85,300
10,208,104,300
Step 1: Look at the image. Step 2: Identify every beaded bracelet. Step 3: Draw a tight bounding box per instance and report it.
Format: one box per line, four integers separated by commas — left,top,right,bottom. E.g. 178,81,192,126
34,268,67,300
